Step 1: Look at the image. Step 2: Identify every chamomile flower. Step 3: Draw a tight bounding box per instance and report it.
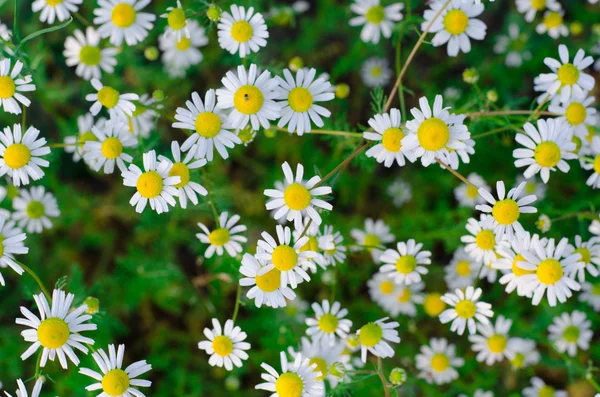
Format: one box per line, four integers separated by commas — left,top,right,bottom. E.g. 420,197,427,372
583,136,600,189
536,10,568,39
579,281,600,311
86,79,139,121
461,215,499,265
0,59,36,115
32,0,81,24
217,5,268,58
264,162,333,230
493,232,543,297
305,300,352,345
454,173,489,207
415,338,464,385
63,27,118,81
198,318,250,371
0,216,28,287
239,252,296,308
4,379,43,397
0,20,12,41
387,178,412,207
12,186,60,233
549,92,597,139
256,351,324,397
516,0,561,22
349,0,404,44
64,114,101,162
126,94,157,138
361,57,392,88
79,344,152,397
356,317,400,362
444,137,475,170
422,0,487,57
517,175,547,201
121,150,180,214
0,124,50,186
289,337,351,389
275,68,334,136
16,289,96,369
423,292,447,317
83,119,137,174
468,315,516,365
444,247,477,289
161,0,189,40
523,377,567,397
476,180,538,241
439,286,493,335
564,235,600,282
383,282,424,317
402,95,471,166
548,311,592,357
493,23,532,67
364,108,415,167
350,218,395,263
196,212,247,258
367,272,398,309
93,0,156,46
533,45,595,103
517,237,582,306
379,239,431,285
159,20,208,74
317,225,347,267
509,338,540,370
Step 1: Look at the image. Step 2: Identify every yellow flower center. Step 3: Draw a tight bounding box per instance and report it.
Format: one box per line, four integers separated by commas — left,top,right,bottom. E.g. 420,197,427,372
194,111,222,138
256,268,281,292
536,258,563,285
511,352,525,368
37,318,70,349
46,0,63,5
0,238,4,257
565,103,586,126
381,127,405,152
365,6,385,24
167,8,186,30
424,293,446,317
299,235,319,253
379,280,394,295
79,131,98,148
100,137,123,159
318,313,339,333
466,184,479,198
79,45,102,66
574,247,591,264
176,37,192,51
233,85,264,115
543,11,563,29
231,20,253,43
359,322,383,347
0,76,16,99
456,260,472,276
4,143,31,169
444,10,469,35
572,136,582,153
97,86,120,109
169,162,190,188
534,141,561,167
455,299,476,319
283,183,311,211
288,87,313,112
563,325,580,343
539,385,555,397
208,228,230,246
364,234,381,251
531,0,546,10
557,63,579,86
487,334,507,353
491,199,520,225
272,245,298,271
136,171,163,199
26,201,45,219
370,66,382,77
594,155,600,174
417,118,450,151
591,284,600,295
111,3,137,28
212,335,233,357
395,255,417,274
398,288,411,303
275,372,304,397
309,357,328,381
431,353,450,372
512,254,534,277
475,229,496,250
102,369,130,397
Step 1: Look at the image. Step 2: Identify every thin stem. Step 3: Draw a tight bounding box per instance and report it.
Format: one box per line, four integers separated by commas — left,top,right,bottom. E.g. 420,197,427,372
21,106,27,129
435,159,473,187
231,283,242,323
526,94,551,123
464,110,557,118
16,260,51,300
550,211,597,223
49,142,77,149
395,35,406,117
35,350,43,377
298,218,313,239
377,357,390,397
314,142,373,188
471,126,516,139
73,12,91,26
274,126,362,137
200,168,220,226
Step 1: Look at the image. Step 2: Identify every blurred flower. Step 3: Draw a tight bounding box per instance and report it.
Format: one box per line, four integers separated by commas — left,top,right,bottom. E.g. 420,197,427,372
416,338,464,385
349,0,404,44
361,57,392,88
548,310,592,357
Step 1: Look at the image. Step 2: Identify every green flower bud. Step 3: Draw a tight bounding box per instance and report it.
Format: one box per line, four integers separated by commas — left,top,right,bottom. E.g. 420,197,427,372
207,5,222,22
335,83,350,99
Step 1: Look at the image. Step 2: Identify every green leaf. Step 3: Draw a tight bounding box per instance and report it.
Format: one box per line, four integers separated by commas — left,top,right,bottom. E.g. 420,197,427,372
17,17,73,49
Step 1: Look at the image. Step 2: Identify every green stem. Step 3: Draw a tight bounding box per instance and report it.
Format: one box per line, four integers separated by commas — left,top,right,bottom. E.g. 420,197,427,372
274,126,362,137
49,142,78,149
72,12,91,26
377,357,390,397
35,350,43,377
465,110,557,118
16,260,51,300
436,158,474,187
200,168,220,226
21,106,27,129
471,126,516,139
13,0,20,42
550,211,597,223
231,283,242,322
314,142,373,188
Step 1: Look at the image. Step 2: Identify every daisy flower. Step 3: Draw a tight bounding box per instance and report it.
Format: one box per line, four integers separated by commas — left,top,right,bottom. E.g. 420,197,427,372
79,344,152,397
421,0,487,57
317,225,347,267
264,162,333,230
536,10,568,39
288,337,351,389
159,20,208,74
493,23,532,67
444,246,477,289
364,108,415,168
356,317,400,362
86,79,139,121
0,20,12,41
443,137,475,170
161,0,189,40
349,0,404,44
387,178,412,207
402,95,471,167
0,216,28,287
32,0,81,24
533,45,595,104
293,218,324,271
367,272,398,309
360,57,392,88
350,218,395,263
83,119,137,174
127,93,157,138
121,150,180,214
0,124,50,186
4,379,43,397
415,338,464,385
383,282,424,317
523,377,567,397
64,114,102,162
275,68,334,136
423,292,447,317
255,351,324,397
509,338,540,370
12,186,60,233
63,27,118,81
493,232,543,297
16,289,96,369
196,212,247,258
517,175,547,201
239,252,296,308
93,0,156,46
563,235,600,282
516,0,561,22
583,136,600,189
0,59,36,115
305,300,352,345
198,318,250,371
549,92,597,139
217,5,268,58
255,224,315,289
461,215,499,265
439,286,493,335
517,237,582,306
476,180,538,241
468,315,516,365
454,173,489,207
579,281,600,311
548,311,592,357
378,239,431,285
216,64,281,131
158,141,207,209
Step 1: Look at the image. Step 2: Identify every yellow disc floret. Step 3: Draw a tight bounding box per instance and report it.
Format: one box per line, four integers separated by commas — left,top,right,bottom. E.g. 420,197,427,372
424,293,446,317
37,318,70,349
417,118,450,151
456,260,471,276
511,254,534,277
176,37,191,51
101,137,123,159
365,6,385,24
543,11,563,29
4,143,31,169
574,247,591,264
557,63,579,86
97,86,120,109
208,228,230,246
444,10,469,35
111,3,137,28
46,0,64,5
167,8,186,30
231,21,253,43
79,45,102,66
395,255,417,274
169,162,190,188
487,334,507,353
309,357,328,381
531,0,546,10
233,85,264,115
381,127,405,152
539,385,556,397
492,199,520,225
275,372,304,397
379,280,394,295
359,322,383,347
283,183,311,211
318,313,339,333
26,201,45,219
565,103,586,126
136,171,163,198
0,76,16,99
455,300,476,319
256,268,281,292
102,369,130,397
594,155,600,174
195,112,222,138
534,141,561,167
212,335,233,357
536,258,563,285
431,353,450,372
272,245,299,271
562,325,580,343
288,87,313,113
475,230,496,250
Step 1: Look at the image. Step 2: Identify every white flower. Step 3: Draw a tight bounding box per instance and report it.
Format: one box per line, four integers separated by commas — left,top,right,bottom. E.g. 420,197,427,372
382,282,424,317
549,91,597,139
93,0,156,46
159,20,208,74
288,337,351,389
516,0,561,22
0,59,36,115
444,246,477,289
198,318,251,371
439,286,493,335
317,225,347,267
454,173,489,207
256,351,324,397
0,20,12,41
4,379,43,397
378,239,432,285
579,281,600,311
239,252,296,308
64,113,103,162
361,57,392,88
583,136,600,189
468,315,517,365
402,95,471,167
12,186,60,233
217,5,268,58
422,0,486,57
523,377,567,397
387,178,412,207
415,338,464,385
121,150,180,214
364,108,416,167
461,215,499,265
367,272,398,308
127,93,157,138
0,216,28,286
32,0,81,24
349,0,404,44
196,212,247,258
493,23,532,67
0,124,50,186
16,289,96,369
350,218,395,263
63,27,118,81
86,78,139,121
548,310,592,357
508,338,540,370
216,64,281,131
305,300,352,345
591,215,600,236
83,119,137,174
536,10,568,39
356,317,400,362
563,235,600,282
517,175,547,201
160,0,189,40
79,344,152,397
